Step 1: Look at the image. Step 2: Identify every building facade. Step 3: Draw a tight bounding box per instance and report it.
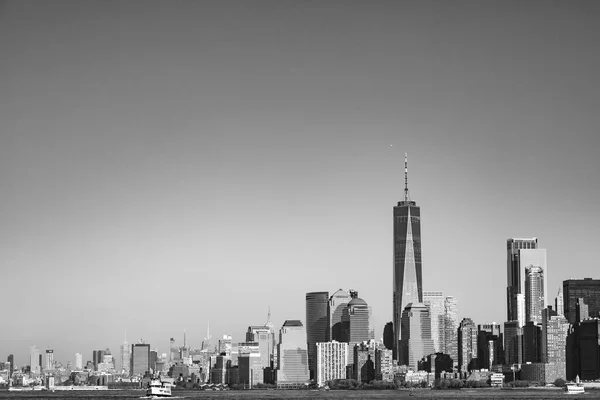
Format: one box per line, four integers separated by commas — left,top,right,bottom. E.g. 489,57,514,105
399,302,434,370
277,320,309,388
131,343,150,377
316,341,347,387
563,279,600,324
444,296,458,367
329,289,352,342
306,291,330,380
423,291,445,353
525,266,545,325
507,238,546,322
393,155,423,358
458,318,478,373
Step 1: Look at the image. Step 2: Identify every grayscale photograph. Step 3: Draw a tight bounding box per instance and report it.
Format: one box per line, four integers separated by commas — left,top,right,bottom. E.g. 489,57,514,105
0,0,599,398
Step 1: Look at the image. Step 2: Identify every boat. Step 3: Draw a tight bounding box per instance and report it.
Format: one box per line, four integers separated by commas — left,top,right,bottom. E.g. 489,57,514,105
565,375,585,394
146,380,172,397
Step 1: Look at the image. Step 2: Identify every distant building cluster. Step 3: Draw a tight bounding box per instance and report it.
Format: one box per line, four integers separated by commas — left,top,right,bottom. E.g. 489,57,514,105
3,156,600,389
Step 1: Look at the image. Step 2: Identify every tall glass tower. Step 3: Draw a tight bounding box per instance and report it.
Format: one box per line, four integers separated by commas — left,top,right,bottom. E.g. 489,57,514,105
393,154,422,358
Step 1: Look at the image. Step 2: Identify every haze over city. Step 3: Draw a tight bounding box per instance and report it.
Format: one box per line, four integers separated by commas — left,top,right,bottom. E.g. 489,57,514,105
1,0,599,368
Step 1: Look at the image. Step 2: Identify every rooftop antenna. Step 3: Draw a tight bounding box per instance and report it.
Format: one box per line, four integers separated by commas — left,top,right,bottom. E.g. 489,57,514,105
404,152,410,202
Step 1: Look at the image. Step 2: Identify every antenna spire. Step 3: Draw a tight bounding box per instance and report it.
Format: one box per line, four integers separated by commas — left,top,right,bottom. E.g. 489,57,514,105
404,153,410,201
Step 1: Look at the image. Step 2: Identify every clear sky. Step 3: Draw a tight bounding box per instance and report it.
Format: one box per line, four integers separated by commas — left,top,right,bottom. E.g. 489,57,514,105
1,0,599,368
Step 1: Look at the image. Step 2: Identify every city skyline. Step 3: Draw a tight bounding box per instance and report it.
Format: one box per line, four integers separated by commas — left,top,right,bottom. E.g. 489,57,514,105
1,0,600,368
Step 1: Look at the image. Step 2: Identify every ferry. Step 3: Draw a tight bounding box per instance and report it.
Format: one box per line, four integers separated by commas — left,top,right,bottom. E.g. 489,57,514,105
565,375,585,395
146,380,173,397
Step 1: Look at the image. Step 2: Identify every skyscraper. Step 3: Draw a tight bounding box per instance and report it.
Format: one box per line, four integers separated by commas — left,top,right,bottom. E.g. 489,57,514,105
75,353,83,370
525,265,545,325
444,296,459,367
393,154,423,358
503,321,523,365
344,293,373,346
305,291,329,380
45,349,54,371
131,342,150,377
329,289,351,342
276,320,309,388
29,346,40,375
477,323,503,370
121,338,130,375
399,303,434,370
507,238,544,322
458,318,477,373
423,291,445,353
563,278,600,323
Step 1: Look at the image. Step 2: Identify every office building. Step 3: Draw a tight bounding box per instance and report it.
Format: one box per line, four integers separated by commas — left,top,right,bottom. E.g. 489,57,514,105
503,321,523,365
7,355,13,376
219,335,233,357
399,303,434,370
444,296,458,367
120,340,130,376
329,289,351,342
525,266,545,325
563,278,600,323
542,307,568,381
344,293,373,346
246,312,276,369
131,342,150,377
306,291,330,379
522,321,542,363
458,318,478,373
393,155,423,358
44,350,54,371
29,346,41,375
238,342,263,385
423,291,445,353
383,322,394,350
316,341,347,387
276,320,309,388
507,238,547,322
576,298,590,322
169,338,177,363
75,353,83,370
477,323,503,370
567,318,600,380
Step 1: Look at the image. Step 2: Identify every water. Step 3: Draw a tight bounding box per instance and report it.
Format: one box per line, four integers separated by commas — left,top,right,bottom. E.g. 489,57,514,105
0,388,596,399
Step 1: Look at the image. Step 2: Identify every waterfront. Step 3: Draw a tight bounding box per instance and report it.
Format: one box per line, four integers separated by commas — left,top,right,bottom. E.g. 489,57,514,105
0,388,596,399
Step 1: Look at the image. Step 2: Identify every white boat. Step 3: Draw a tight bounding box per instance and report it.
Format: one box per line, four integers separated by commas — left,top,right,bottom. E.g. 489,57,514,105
565,375,585,394
146,380,172,397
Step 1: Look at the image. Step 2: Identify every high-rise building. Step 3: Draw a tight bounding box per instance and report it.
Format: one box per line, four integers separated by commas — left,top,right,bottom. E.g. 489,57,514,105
542,307,569,366
393,155,423,358
29,346,41,375
458,318,477,373
316,341,348,387
344,293,373,347
423,291,445,353
7,355,14,376
329,289,351,342
353,342,376,383
477,323,503,370
247,310,276,370
525,266,545,325
238,342,263,386
306,291,330,380
131,342,150,377
44,350,54,371
120,338,131,375
276,320,309,388
169,338,177,363
75,353,83,370
503,321,523,365
555,287,564,317
383,322,394,351
399,303,434,370
507,238,547,322
522,322,542,363
566,318,600,380
563,278,600,324
576,298,590,322
444,296,458,367
219,335,233,357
